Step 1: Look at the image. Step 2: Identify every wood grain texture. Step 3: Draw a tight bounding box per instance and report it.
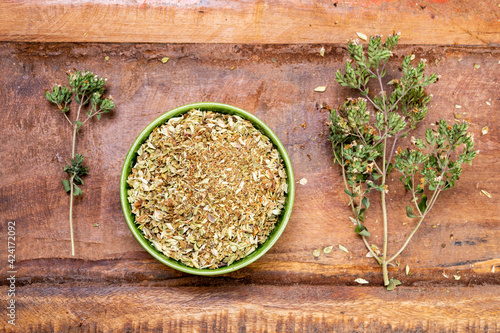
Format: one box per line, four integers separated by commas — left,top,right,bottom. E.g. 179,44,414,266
0,284,499,332
0,42,499,331
0,0,500,45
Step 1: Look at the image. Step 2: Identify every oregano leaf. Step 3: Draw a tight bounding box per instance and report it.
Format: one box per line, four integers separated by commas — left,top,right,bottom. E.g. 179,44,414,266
417,194,428,213
344,189,357,197
355,224,371,237
362,197,370,209
62,179,71,193
386,278,402,291
73,184,83,196
406,206,418,218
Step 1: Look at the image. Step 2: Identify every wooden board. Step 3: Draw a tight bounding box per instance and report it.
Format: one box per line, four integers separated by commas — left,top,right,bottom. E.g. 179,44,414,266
0,42,499,331
0,0,500,45
2,284,499,332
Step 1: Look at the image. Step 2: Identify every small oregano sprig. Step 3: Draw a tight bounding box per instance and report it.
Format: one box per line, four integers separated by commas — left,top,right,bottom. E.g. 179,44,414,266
329,34,477,290
46,70,115,256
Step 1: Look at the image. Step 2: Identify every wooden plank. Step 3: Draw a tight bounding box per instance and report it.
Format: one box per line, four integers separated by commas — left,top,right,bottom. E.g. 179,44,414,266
0,42,498,331
1,284,498,332
0,0,499,45
10,258,500,287
0,42,498,277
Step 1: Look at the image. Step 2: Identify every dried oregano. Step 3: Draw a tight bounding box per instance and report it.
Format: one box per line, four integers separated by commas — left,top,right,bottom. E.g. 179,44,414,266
329,34,477,289
127,109,287,269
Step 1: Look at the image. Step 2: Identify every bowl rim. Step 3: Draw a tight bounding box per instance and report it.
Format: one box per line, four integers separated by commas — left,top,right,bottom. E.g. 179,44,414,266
120,102,295,276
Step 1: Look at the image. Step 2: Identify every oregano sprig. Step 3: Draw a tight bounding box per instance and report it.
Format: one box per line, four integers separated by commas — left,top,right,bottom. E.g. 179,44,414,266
329,34,477,289
46,70,115,256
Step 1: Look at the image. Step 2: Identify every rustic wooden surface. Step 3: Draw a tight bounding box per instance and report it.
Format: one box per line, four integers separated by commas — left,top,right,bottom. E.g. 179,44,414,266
0,41,498,332
0,0,499,331
0,0,500,45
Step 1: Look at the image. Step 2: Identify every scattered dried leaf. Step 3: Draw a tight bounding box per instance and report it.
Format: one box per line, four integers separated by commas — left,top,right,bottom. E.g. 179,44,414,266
486,101,491,106
161,57,169,64
492,266,496,273
319,46,325,57
386,278,401,291
453,275,461,280
474,64,480,69
104,56,109,61
230,66,235,70
455,104,462,109
313,249,321,257
405,265,410,275
271,57,277,63
454,113,462,119
323,246,333,254
299,178,308,185
355,278,369,284
339,244,349,253
481,126,489,135
442,272,449,278
370,244,381,255
356,32,368,41
314,86,327,92
481,190,492,198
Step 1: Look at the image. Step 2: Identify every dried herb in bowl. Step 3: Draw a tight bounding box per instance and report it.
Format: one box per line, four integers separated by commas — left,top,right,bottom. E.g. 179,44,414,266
126,109,288,269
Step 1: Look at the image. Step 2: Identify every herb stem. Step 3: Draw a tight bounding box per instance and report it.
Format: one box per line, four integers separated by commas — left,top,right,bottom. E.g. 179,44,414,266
357,89,384,113
69,174,75,256
72,99,84,158
385,135,399,174
362,235,382,264
339,149,382,263
385,138,448,265
387,158,449,264
68,99,83,256
386,84,422,114
82,107,103,125
388,188,441,263
381,136,389,286
63,112,72,126
376,69,386,107
411,174,422,215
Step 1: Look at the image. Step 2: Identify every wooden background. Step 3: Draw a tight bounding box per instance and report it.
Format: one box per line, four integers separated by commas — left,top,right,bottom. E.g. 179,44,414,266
0,0,499,332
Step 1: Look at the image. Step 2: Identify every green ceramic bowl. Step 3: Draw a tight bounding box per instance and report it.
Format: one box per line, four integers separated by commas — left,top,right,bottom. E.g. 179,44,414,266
120,102,295,275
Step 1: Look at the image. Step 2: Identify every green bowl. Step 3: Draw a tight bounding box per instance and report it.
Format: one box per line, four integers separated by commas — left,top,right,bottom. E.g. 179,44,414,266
120,102,295,275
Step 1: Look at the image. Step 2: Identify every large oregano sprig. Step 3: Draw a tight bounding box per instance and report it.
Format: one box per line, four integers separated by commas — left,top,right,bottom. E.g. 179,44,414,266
46,70,115,256
329,34,477,289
